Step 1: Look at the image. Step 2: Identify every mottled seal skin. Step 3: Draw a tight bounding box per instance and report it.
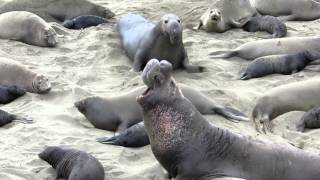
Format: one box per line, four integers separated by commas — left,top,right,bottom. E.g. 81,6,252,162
252,79,320,133
0,109,32,127
251,0,320,21
137,59,320,180
297,107,320,132
39,146,105,180
0,0,115,23
63,15,107,29
0,58,51,94
118,13,204,73
240,51,315,80
209,36,320,60
0,85,26,104
243,15,287,38
0,11,58,47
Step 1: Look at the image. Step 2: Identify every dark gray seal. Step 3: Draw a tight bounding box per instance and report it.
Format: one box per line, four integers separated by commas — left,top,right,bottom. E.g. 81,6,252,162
0,85,26,104
39,146,105,180
118,13,204,73
297,107,320,132
63,15,107,29
239,51,315,80
243,15,287,38
0,109,32,127
137,59,320,180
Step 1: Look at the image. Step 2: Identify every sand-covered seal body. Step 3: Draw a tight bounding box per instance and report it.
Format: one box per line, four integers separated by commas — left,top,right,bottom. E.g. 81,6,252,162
210,36,320,60
0,109,32,126
0,85,26,104
297,107,320,132
39,146,105,180
243,15,287,38
118,13,204,73
0,58,51,94
240,51,315,80
252,79,320,132
0,11,58,47
63,15,107,29
138,59,320,180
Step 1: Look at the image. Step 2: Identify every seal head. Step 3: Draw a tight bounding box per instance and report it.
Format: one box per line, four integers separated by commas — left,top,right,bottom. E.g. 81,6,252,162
160,14,182,44
33,75,51,94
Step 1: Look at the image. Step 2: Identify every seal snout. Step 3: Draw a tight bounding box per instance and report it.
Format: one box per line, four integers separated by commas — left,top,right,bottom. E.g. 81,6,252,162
74,100,86,113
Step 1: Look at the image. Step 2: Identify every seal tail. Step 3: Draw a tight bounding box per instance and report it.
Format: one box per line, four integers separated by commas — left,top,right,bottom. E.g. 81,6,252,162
213,106,249,122
209,50,238,59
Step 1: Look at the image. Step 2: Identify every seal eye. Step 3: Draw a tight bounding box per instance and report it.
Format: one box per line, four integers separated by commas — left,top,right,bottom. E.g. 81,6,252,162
177,20,181,23
164,20,168,24
210,11,213,13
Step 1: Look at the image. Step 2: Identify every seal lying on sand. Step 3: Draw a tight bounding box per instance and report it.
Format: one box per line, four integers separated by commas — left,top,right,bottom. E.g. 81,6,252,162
0,58,51,94
209,36,320,60
75,84,248,133
194,0,257,32
243,15,287,38
0,85,26,104
0,109,32,127
118,14,204,73
39,146,105,180
63,15,108,29
251,0,320,21
239,51,316,80
297,107,320,132
0,0,115,23
0,11,58,47
253,79,320,133
138,59,320,180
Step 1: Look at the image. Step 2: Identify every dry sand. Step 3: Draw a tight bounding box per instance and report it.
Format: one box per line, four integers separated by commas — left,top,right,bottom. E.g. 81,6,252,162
1,0,320,179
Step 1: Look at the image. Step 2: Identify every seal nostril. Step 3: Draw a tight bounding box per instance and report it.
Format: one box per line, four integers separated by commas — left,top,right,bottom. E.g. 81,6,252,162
164,20,168,24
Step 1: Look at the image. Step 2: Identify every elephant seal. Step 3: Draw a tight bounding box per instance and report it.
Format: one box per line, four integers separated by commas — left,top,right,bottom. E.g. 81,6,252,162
194,0,257,32
0,11,58,47
0,58,51,94
209,36,320,60
118,13,204,73
0,109,32,127
138,59,320,180
297,107,320,132
252,79,320,133
239,51,315,80
39,146,105,180
75,83,248,133
243,15,287,38
63,15,107,29
251,0,320,21
0,85,26,104
0,0,115,23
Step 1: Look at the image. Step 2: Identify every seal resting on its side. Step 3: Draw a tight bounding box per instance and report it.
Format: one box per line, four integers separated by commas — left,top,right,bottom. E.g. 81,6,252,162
0,109,32,126
0,11,58,47
138,59,320,180
297,107,320,132
63,15,108,29
0,57,51,94
118,14,204,73
39,146,105,180
0,85,26,104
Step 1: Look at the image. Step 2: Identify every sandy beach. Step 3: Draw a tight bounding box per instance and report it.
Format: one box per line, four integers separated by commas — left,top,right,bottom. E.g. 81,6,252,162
1,0,320,179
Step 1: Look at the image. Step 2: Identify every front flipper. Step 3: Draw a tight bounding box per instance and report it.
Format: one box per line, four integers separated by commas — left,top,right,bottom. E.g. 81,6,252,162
213,105,249,122
231,17,251,28
193,21,203,31
182,50,206,73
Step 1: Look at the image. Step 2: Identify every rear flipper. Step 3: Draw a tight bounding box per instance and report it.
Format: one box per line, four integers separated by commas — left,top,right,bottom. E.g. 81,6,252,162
209,50,237,59
12,115,33,124
213,105,249,122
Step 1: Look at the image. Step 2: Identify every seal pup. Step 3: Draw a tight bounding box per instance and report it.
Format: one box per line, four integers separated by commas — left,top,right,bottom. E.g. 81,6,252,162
75,84,248,133
39,146,105,180
252,79,320,133
0,11,58,47
0,109,32,127
243,15,287,38
251,0,320,21
239,51,315,80
138,59,320,180
0,85,26,104
118,14,204,73
63,15,108,29
209,36,320,60
297,107,320,132
0,57,51,94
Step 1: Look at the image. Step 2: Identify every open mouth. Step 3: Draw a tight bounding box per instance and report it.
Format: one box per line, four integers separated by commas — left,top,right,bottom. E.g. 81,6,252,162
211,16,218,21
142,85,155,98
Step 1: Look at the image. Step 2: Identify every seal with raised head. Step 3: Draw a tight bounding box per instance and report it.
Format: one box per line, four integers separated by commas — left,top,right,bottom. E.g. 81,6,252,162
209,36,320,60
0,85,26,104
0,57,51,94
239,51,315,80
296,107,320,132
63,15,108,29
243,15,287,38
0,109,32,127
39,146,105,180
251,0,320,21
118,14,204,73
252,78,320,133
0,11,58,47
0,0,115,23
137,59,320,180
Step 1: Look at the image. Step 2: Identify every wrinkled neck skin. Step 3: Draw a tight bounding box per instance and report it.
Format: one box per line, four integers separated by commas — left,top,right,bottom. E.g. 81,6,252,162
43,148,68,169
